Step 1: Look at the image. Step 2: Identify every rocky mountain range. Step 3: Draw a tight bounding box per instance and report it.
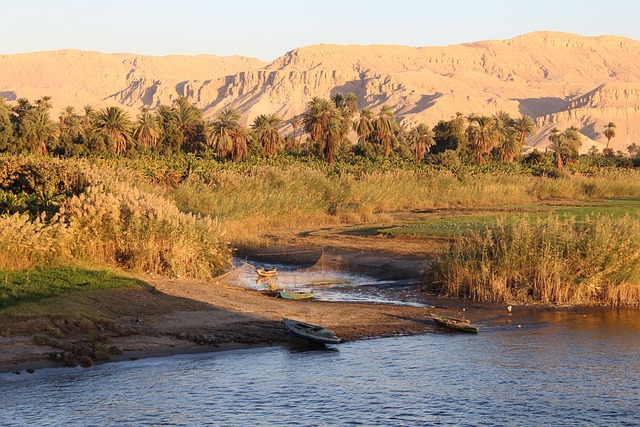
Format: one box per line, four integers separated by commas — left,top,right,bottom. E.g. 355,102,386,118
2,31,640,152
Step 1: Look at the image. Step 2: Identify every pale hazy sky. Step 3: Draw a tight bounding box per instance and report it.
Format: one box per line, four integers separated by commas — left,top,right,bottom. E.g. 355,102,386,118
2,0,638,61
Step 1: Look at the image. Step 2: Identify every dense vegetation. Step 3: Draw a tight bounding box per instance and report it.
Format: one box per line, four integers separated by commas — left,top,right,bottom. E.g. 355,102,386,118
2,93,640,306
0,156,230,278
433,215,640,306
0,93,635,167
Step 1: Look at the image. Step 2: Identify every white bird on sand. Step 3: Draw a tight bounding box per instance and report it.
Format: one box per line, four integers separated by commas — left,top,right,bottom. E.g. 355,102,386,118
507,305,512,313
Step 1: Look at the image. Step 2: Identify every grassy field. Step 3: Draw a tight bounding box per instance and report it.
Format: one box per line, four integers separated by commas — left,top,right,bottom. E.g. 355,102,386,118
380,198,640,238
0,268,141,310
3,154,640,307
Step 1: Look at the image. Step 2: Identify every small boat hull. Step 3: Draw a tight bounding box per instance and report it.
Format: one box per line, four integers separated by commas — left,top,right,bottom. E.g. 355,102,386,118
431,315,479,333
256,268,278,278
276,290,315,300
282,318,341,344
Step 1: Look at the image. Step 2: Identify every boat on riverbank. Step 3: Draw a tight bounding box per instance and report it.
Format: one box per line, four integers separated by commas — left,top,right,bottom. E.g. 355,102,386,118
282,318,341,344
276,290,315,300
431,314,479,333
256,267,278,278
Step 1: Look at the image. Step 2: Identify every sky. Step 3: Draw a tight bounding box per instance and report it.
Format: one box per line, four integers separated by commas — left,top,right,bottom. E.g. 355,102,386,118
2,0,639,61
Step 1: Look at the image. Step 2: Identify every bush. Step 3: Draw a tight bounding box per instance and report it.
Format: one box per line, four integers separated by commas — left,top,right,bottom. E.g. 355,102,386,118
0,156,230,277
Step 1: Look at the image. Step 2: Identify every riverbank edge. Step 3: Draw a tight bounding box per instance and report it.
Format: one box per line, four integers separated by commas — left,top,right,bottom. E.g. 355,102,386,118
0,341,275,376
0,247,614,375
0,246,435,374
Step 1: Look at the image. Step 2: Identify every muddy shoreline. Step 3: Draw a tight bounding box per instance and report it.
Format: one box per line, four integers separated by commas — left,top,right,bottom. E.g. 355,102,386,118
0,247,578,375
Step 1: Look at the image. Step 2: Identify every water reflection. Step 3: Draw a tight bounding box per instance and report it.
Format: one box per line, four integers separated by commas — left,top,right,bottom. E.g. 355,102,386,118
1,309,638,426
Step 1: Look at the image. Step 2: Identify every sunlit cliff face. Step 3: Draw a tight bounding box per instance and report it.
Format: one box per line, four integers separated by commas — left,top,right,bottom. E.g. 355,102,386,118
3,32,640,152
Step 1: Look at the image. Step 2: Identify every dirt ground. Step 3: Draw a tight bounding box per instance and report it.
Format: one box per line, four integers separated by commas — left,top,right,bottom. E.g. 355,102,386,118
0,223,493,374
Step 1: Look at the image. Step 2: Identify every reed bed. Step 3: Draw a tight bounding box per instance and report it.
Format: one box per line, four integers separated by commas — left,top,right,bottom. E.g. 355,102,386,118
432,215,640,306
164,162,640,246
0,156,230,278
5,153,640,297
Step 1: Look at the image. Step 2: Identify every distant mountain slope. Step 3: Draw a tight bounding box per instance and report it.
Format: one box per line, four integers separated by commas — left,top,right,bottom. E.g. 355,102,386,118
0,49,266,111
2,32,640,151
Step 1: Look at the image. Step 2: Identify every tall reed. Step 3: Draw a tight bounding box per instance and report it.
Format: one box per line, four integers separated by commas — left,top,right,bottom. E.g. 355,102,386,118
432,215,640,306
0,156,230,278
164,162,640,246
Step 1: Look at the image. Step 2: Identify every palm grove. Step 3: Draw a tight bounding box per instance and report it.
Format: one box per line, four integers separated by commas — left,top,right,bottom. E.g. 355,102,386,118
0,92,621,169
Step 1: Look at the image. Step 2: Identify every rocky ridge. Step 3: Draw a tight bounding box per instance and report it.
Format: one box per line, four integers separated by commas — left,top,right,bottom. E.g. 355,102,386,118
2,32,640,151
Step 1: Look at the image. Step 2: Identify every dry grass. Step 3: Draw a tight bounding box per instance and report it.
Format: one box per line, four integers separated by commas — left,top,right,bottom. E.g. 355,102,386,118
163,163,640,247
0,156,230,278
432,215,640,306
5,154,640,305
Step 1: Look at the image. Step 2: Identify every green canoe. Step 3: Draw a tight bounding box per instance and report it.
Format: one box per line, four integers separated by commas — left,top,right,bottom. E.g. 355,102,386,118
276,290,315,300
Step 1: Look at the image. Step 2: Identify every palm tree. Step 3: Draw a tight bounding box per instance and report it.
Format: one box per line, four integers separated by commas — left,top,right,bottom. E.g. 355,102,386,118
0,98,12,124
252,113,284,155
493,111,517,162
93,106,132,154
407,123,435,163
603,122,616,150
374,105,397,157
58,106,83,139
512,115,536,152
0,98,13,152
548,126,582,169
467,115,499,164
303,97,335,142
173,97,204,151
230,125,250,161
290,115,302,150
548,127,563,169
82,105,95,136
302,97,338,161
324,115,343,164
12,98,33,124
208,108,241,158
343,93,359,116
134,109,161,150
563,126,583,152
22,108,58,155
34,96,53,110
332,92,359,117
353,108,374,145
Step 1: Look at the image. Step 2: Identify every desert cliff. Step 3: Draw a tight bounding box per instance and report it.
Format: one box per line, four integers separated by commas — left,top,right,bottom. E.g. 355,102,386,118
2,31,640,151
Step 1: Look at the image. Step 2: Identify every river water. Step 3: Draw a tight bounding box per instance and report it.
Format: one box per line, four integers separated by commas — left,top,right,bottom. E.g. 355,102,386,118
1,266,639,426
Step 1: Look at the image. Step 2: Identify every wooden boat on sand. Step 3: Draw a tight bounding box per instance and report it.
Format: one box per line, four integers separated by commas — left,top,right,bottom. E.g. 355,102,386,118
276,290,315,300
430,314,479,333
282,318,341,344
256,267,278,278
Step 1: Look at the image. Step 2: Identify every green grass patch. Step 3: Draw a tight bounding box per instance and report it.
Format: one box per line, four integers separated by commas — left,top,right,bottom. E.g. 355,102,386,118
0,268,140,309
382,198,640,238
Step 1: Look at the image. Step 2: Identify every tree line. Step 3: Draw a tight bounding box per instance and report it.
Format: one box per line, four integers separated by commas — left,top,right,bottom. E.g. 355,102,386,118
0,92,622,169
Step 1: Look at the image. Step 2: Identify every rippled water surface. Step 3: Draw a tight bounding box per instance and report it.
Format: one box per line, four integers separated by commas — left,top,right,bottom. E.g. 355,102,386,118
1,309,639,426
226,257,429,307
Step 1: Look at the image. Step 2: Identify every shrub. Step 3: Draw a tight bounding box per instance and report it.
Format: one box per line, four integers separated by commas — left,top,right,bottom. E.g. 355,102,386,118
0,156,230,278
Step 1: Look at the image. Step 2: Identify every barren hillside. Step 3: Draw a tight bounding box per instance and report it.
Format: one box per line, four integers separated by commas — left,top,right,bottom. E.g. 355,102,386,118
2,32,640,151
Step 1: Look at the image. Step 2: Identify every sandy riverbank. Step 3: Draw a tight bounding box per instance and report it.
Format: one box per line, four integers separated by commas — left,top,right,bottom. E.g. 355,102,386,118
0,247,472,374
